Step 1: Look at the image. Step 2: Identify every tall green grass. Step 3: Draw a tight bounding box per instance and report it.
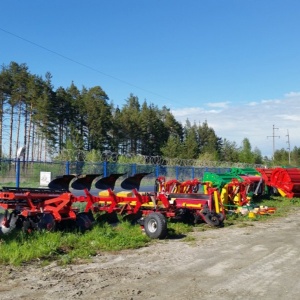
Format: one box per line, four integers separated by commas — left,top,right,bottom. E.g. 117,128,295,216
0,221,150,266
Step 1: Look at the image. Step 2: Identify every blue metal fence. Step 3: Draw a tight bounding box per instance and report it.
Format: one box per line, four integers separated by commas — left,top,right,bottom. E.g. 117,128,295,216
3,159,232,188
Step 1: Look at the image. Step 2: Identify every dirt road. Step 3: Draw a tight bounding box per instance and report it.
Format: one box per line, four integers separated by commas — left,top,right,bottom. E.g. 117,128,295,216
1,208,300,300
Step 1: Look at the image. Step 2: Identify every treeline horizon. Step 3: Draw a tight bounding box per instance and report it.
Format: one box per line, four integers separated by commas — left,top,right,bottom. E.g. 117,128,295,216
0,61,299,167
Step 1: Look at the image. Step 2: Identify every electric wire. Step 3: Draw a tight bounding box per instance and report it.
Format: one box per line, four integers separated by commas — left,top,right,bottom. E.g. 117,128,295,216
0,27,172,102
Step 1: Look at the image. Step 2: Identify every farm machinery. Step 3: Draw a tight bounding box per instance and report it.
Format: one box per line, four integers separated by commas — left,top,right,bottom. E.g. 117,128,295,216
257,167,300,198
0,173,225,239
202,168,265,208
0,186,93,235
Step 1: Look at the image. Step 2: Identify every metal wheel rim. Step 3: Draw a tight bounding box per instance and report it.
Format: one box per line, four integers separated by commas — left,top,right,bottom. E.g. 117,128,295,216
147,219,158,233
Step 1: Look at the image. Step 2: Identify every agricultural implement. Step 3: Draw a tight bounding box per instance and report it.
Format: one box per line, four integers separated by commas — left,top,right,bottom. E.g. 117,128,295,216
0,186,93,235
202,168,265,207
257,167,300,198
0,173,225,239
229,168,265,198
0,174,101,235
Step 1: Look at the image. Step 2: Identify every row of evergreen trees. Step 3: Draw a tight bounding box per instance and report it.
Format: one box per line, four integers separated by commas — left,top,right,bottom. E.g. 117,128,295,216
0,61,299,166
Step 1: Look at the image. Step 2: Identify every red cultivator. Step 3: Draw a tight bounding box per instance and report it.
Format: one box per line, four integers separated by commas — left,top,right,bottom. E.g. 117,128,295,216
0,186,92,234
0,173,225,239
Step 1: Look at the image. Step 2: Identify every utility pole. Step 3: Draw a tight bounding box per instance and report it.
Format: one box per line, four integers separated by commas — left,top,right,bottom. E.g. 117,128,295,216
286,129,291,164
267,125,280,160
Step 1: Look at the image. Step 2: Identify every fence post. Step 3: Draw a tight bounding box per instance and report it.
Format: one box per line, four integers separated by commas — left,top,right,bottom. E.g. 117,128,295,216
155,165,160,177
15,146,26,188
65,161,70,175
16,158,20,188
131,163,137,175
103,161,107,177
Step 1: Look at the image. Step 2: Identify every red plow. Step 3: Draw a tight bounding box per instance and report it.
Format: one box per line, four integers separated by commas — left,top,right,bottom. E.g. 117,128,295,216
0,173,225,239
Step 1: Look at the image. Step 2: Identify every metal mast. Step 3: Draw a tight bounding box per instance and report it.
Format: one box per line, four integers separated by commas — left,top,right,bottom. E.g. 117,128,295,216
286,129,291,164
267,125,280,160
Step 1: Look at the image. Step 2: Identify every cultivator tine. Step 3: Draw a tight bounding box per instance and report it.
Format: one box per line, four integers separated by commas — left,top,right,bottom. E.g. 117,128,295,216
48,175,76,191
71,174,102,190
94,173,126,190
121,172,151,191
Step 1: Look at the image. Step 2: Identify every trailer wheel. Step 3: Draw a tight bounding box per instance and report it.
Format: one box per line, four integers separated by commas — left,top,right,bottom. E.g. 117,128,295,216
144,212,167,239
217,213,225,223
203,213,220,227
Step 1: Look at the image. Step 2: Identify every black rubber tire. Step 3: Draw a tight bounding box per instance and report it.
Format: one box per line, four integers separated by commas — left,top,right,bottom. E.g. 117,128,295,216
203,213,220,227
144,212,167,239
217,213,225,223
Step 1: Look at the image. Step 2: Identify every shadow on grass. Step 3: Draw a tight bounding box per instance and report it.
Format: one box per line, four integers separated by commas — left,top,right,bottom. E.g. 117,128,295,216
166,228,187,240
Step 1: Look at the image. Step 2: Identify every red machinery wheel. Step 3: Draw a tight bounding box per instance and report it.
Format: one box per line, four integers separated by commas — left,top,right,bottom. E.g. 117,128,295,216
144,212,167,239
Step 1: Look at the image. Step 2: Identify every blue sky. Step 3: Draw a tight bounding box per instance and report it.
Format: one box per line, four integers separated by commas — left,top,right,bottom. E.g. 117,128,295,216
1,0,300,158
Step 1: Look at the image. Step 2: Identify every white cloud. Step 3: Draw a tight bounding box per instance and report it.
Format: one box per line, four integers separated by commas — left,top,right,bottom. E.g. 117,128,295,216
207,101,230,109
171,92,300,157
276,114,300,121
172,107,205,117
247,102,258,106
284,91,300,98
261,99,282,104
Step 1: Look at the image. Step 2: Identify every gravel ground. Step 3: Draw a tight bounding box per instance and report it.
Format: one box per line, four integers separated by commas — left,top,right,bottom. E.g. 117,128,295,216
1,208,300,300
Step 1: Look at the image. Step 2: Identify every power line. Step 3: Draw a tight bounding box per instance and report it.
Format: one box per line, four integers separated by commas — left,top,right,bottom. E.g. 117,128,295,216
0,27,171,102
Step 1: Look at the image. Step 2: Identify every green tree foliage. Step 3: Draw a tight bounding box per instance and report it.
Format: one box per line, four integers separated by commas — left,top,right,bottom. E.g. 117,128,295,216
109,105,123,154
0,64,13,157
196,120,222,160
7,62,30,158
118,94,141,154
273,148,289,166
54,86,74,152
139,101,168,156
181,121,199,159
32,73,57,155
253,147,263,164
237,138,264,165
272,147,300,167
239,138,254,163
220,138,239,162
160,134,183,158
82,86,112,152
290,146,300,166
2,61,298,166
160,106,183,138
